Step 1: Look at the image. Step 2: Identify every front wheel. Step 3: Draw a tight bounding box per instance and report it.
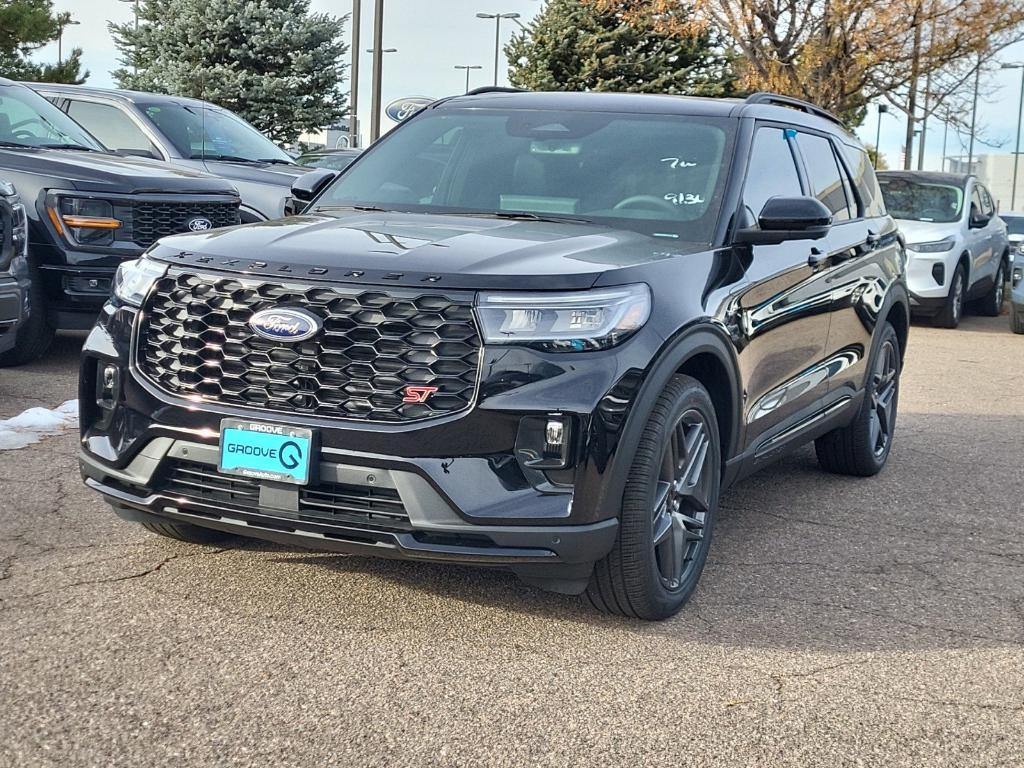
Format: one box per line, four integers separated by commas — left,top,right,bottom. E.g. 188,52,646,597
586,375,721,620
816,322,901,477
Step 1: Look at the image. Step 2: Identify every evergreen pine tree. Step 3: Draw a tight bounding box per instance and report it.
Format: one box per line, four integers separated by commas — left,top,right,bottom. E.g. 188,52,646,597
110,0,347,144
506,0,733,96
0,0,88,83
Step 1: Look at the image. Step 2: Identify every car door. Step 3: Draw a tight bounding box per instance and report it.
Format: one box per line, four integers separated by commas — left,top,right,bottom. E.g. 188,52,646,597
731,124,834,454
801,136,902,402
966,182,993,286
979,184,1006,280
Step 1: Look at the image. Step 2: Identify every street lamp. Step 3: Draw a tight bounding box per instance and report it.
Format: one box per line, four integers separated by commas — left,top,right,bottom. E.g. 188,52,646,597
874,104,889,169
369,0,386,144
476,12,520,86
454,64,483,93
56,17,80,65
366,48,397,53
1002,62,1024,210
349,0,361,149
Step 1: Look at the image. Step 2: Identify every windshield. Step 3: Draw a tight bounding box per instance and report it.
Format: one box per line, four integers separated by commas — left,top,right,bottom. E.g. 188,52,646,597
1002,215,1024,236
0,83,103,150
313,109,734,241
878,177,964,223
140,102,292,163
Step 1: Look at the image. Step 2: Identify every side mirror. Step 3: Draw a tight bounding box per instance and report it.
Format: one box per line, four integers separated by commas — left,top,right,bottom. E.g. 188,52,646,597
735,196,833,246
969,212,991,229
285,168,339,216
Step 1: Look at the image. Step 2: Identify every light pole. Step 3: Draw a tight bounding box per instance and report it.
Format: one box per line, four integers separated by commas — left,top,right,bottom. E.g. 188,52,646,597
349,0,361,148
476,12,520,86
1002,62,1024,210
454,65,483,93
874,104,889,169
967,53,982,170
369,0,386,144
56,17,80,65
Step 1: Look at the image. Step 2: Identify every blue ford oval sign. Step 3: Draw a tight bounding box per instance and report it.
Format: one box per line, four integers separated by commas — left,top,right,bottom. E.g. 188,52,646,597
249,308,322,342
385,96,433,123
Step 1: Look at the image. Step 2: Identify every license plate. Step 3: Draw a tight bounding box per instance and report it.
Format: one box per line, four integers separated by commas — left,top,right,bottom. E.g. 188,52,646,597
218,419,315,485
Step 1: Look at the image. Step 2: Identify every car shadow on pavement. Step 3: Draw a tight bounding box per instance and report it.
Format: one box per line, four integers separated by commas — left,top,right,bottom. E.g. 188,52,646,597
253,410,1023,652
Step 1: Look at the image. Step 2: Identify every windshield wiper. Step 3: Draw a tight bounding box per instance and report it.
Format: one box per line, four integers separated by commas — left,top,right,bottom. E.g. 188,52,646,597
0,141,31,148
41,143,98,152
448,210,594,225
314,204,392,213
193,154,261,163
258,158,295,165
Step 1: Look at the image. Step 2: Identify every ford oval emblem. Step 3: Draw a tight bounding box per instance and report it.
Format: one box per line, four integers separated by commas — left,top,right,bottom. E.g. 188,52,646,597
187,217,213,232
385,96,434,123
249,308,322,342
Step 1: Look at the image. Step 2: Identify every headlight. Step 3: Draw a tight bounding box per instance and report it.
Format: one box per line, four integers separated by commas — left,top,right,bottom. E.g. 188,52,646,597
113,257,167,306
47,196,122,247
476,284,651,351
907,236,955,254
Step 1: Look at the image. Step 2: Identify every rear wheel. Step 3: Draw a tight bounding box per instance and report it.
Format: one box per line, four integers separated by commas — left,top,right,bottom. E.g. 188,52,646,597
140,520,232,545
816,323,901,477
586,375,720,620
933,263,966,328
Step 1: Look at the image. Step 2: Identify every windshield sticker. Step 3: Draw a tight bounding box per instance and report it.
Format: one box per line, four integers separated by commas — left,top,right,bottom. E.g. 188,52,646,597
661,157,698,169
664,192,705,206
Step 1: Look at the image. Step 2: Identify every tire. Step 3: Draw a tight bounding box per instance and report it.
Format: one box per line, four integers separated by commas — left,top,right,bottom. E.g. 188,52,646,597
140,520,232,545
816,323,901,477
0,273,54,367
933,262,966,328
1012,305,1024,334
973,260,1006,317
586,374,721,620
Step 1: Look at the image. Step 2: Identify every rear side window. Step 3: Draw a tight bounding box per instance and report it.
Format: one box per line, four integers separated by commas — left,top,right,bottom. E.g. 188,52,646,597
797,133,853,221
839,143,886,217
67,100,160,158
742,127,803,224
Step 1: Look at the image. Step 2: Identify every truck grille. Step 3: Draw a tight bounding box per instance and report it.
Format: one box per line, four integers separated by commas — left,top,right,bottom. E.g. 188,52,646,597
127,201,240,248
138,271,481,422
159,459,412,529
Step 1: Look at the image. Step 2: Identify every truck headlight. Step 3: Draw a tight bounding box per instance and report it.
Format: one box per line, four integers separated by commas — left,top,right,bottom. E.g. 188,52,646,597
476,284,651,351
47,196,122,247
907,236,955,254
113,257,167,307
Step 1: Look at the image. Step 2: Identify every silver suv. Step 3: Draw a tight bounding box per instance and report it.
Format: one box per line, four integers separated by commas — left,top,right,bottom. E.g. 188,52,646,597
878,171,1009,328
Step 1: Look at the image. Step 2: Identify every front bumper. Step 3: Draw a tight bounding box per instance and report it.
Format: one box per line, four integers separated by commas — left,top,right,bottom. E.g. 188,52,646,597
0,273,29,355
905,250,955,308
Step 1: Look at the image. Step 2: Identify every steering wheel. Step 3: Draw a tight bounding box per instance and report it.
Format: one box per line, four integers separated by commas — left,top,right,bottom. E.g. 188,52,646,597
613,195,679,214
12,130,37,141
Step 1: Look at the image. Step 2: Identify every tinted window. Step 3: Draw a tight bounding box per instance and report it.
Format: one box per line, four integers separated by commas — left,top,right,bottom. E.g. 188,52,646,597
797,133,852,221
67,100,160,157
840,144,886,217
141,103,291,163
742,127,803,224
316,109,735,242
1003,215,1024,235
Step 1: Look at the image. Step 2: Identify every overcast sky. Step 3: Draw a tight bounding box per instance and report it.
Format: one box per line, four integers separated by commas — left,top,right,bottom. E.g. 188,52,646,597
39,0,1024,170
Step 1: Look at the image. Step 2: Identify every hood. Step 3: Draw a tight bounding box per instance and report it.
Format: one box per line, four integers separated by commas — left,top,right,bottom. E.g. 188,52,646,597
892,218,961,246
147,211,703,291
201,159,307,187
0,147,238,196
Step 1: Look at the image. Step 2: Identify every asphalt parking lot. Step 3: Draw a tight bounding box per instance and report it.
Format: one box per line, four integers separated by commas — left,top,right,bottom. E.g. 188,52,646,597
0,316,1021,767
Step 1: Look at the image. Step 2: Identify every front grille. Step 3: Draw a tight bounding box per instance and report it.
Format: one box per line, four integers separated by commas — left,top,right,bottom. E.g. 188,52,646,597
138,271,482,422
127,201,240,248
159,459,411,529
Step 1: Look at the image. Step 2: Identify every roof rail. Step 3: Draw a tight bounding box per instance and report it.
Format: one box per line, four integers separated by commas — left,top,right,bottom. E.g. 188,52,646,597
744,92,845,128
464,86,527,96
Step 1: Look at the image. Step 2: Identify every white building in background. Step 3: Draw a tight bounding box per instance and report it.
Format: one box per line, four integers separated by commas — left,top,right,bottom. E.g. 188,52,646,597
946,154,1024,212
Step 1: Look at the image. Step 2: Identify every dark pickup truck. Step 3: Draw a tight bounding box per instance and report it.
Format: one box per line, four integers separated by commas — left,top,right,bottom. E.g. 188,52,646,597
0,179,28,355
0,77,240,365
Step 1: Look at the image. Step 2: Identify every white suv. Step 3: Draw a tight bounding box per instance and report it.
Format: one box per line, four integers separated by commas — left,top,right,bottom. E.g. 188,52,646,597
878,171,1009,328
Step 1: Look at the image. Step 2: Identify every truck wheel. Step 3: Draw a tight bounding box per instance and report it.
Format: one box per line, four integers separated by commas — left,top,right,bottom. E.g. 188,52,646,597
973,261,1006,317
140,520,232,545
1012,305,1024,334
0,275,54,367
933,263,965,328
816,323,901,477
586,374,721,620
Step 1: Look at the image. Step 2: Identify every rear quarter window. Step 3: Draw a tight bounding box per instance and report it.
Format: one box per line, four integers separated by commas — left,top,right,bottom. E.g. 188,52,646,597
839,143,887,218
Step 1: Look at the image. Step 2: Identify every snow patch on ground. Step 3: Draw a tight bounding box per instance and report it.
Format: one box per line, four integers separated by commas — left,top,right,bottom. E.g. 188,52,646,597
0,400,79,451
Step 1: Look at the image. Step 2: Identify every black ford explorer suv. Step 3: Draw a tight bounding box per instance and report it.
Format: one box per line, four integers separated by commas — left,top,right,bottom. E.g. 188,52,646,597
79,90,909,620
0,78,240,366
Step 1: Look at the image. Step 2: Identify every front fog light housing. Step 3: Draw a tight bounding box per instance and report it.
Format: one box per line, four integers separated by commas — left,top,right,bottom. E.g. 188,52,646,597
477,284,651,351
113,257,167,306
1013,267,1023,288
